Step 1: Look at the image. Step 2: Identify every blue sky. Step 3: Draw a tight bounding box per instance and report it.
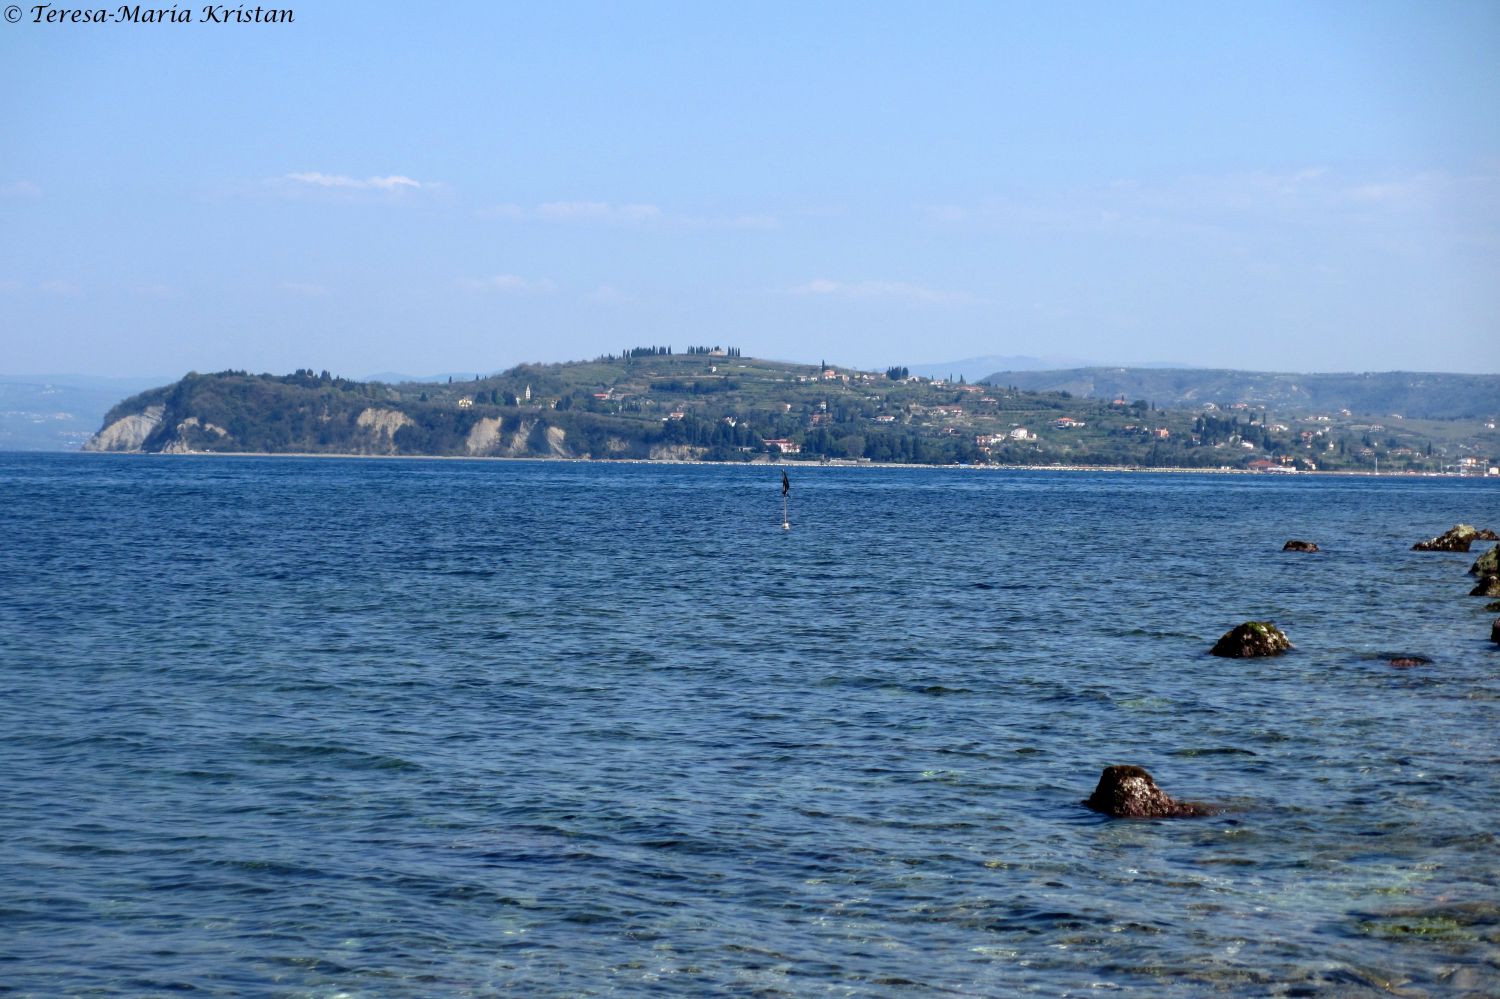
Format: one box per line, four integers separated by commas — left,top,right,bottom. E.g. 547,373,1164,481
2,1,1497,377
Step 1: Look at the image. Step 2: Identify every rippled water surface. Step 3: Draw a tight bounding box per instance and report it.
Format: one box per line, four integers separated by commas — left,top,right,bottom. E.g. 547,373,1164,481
2,454,1498,996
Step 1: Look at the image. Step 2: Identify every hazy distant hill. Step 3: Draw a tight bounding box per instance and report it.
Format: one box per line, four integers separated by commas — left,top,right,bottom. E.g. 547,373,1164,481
908,355,1092,382
910,356,1193,383
983,368,1500,420
0,375,166,451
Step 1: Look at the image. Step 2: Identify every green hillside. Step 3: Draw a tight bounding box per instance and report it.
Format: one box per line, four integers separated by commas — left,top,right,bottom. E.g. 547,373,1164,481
84,352,1499,472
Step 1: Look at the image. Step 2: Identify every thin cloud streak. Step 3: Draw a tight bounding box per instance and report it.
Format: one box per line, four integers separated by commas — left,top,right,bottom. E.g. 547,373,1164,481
792,278,980,305
538,201,660,222
283,172,425,191
1,180,43,198
926,167,1500,235
482,200,779,229
587,284,629,303
483,200,661,223
457,273,555,293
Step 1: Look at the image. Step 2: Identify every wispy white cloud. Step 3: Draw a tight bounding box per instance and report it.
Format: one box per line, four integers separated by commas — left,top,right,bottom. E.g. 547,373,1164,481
483,200,661,223
283,172,425,191
932,167,1500,237
538,200,660,222
587,284,629,303
483,200,779,229
1335,171,1497,210
457,273,555,293
1,180,42,198
792,278,979,305
716,213,779,230
1344,181,1411,204
923,205,968,224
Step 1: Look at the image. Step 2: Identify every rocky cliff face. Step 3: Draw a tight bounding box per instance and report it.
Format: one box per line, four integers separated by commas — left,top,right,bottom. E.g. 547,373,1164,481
463,418,573,457
648,443,706,461
160,417,229,453
82,405,165,452
465,416,504,455
355,407,413,454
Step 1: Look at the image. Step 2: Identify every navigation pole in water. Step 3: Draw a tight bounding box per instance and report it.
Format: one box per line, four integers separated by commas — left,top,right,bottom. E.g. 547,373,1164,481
781,468,791,531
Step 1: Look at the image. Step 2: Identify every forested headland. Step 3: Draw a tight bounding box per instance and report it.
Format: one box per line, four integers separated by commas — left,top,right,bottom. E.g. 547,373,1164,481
84,351,1498,472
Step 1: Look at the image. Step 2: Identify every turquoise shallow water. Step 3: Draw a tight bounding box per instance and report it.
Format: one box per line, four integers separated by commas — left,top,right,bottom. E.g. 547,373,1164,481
1,453,1497,996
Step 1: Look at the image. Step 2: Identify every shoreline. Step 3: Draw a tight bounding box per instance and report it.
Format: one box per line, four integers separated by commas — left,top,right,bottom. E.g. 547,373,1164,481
62,449,1493,478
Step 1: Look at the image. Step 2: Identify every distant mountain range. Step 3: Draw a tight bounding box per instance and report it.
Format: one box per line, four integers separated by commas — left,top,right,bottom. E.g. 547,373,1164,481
982,368,1500,421
359,371,499,385
907,355,1191,383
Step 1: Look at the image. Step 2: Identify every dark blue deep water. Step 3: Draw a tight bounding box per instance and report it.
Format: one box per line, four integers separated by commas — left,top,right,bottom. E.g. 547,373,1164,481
2,453,1498,996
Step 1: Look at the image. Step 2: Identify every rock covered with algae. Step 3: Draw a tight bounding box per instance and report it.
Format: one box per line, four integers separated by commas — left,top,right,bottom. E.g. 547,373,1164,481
1210,621,1292,658
1282,539,1320,552
1083,765,1215,818
1470,544,1499,577
1413,524,1490,552
1470,575,1500,598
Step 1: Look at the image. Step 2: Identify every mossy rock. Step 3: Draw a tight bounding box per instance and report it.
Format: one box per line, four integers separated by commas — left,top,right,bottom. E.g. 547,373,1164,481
1486,600,1500,612
1083,765,1214,818
1283,539,1319,552
1469,544,1499,577
1413,524,1479,552
1210,621,1292,658
1470,575,1500,598
1492,618,1500,646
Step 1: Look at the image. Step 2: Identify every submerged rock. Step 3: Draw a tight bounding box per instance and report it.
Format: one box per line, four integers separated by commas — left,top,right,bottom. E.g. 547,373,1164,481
1492,619,1500,645
1486,600,1500,612
1282,540,1320,553
1470,575,1500,598
1478,529,1500,541
1412,524,1482,552
1083,765,1214,818
1469,544,1499,577
1389,656,1431,669
1210,621,1292,658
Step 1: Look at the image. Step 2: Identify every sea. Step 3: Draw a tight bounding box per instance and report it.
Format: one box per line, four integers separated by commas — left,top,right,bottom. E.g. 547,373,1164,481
1,452,1497,996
